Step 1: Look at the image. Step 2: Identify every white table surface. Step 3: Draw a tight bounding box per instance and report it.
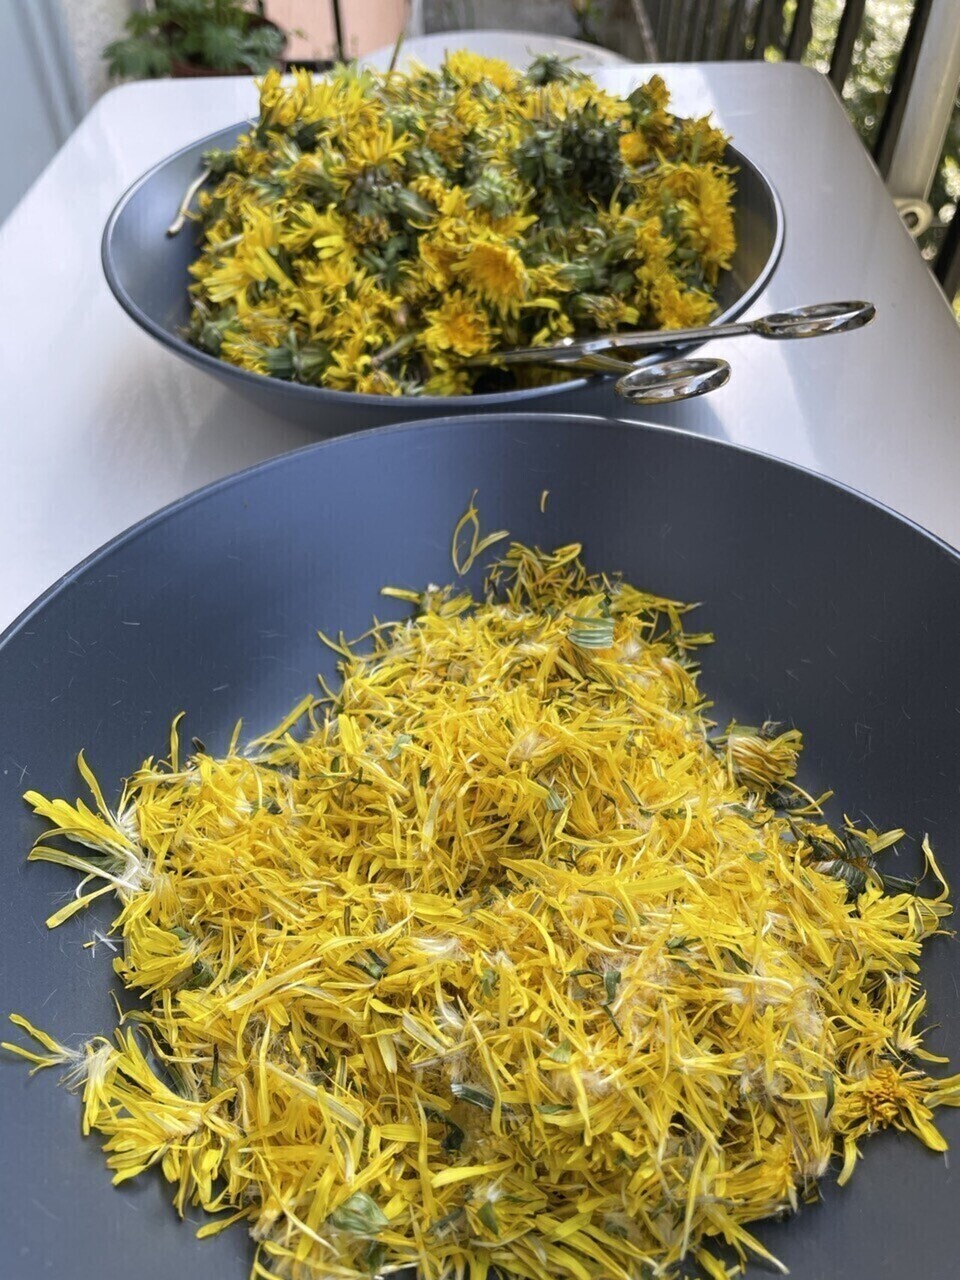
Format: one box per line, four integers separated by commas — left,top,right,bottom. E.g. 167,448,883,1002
1,62,959,632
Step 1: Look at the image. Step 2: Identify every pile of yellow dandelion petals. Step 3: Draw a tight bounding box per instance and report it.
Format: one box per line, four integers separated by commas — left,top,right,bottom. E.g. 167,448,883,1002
7,540,960,1280
185,52,737,395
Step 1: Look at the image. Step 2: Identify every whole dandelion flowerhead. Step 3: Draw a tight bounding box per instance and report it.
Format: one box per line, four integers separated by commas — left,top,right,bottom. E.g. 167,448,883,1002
444,49,519,93
681,167,737,275
620,129,650,167
454,237,528,313
423,291,497,359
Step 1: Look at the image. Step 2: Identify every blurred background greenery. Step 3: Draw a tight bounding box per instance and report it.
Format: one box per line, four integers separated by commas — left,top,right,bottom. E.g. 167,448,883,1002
800,1,958,310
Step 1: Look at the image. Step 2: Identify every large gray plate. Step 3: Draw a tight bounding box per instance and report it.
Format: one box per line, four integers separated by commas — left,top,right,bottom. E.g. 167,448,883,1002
1,415,957,1278
102,126,783,432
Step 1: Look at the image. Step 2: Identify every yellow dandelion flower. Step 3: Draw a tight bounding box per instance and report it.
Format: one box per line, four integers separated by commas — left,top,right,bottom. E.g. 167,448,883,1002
454,237,528,314
304,71,376,131
299,254,364,297
620,130,650,167
575,295,641,331
421,360,473,396
410,173,451,208
354,369,401,396
837,1064,960,1159
114,918,198,994
527,309,575,346
642,72,670,111
353,213,393,246
197,204,293,310
519,82,572,121
323,329,375,391
435,185,475,222
682,168,738,276
286,288,328,338
526,262,572,297
660,164,703,204
679,116,729,163
418,232,465,290
629,76,675,152
451,86,492,132
423,114,469,166
395,259,437,306
487,207,539,239
271,67,381,145
339,117,413,175
199,214,238,250
280,204,353,259
444,50,519,92
237,309,289,346
634,216,676,265
256,67,294,129
321,289,388,347
569,81,631,122
423,291,496,358
646,266,717,329
219,335,272,375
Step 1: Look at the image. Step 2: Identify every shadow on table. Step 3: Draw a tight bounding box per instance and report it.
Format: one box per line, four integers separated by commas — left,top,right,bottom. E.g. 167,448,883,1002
182,383,317,477
183,378,734,481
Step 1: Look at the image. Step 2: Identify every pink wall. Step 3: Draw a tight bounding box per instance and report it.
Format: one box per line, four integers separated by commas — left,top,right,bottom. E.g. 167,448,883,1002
267,1,409,62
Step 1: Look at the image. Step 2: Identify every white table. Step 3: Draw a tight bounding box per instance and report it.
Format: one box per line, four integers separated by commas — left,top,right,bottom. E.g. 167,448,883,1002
2,63,959,631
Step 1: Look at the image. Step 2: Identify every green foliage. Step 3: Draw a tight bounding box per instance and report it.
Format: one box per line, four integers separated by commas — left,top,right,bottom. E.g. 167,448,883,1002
803,0,958,284
103,34,173,80
103,0,285,80
804,0,912,145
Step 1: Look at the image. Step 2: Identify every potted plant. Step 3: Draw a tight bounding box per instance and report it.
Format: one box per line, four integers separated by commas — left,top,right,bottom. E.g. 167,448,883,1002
104,0,288,80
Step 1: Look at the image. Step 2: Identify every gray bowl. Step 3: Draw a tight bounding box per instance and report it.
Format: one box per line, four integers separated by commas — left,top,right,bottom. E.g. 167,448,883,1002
102,123,784,433
2,414,960,1277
